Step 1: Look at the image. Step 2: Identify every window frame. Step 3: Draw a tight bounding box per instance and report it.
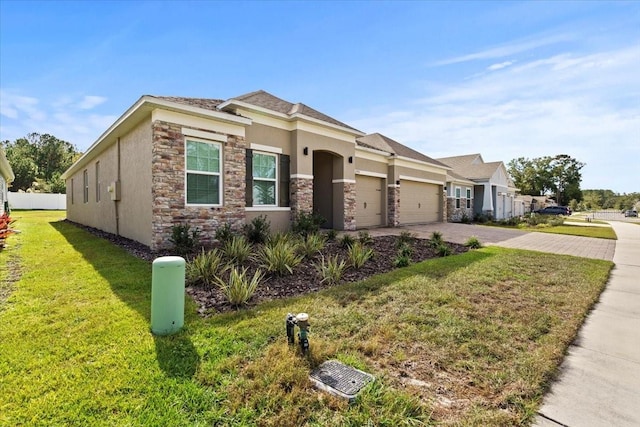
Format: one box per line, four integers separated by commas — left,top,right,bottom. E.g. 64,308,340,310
185,138,223,207
466,188,472,209
95,161,101,202
251,151,278,207
83,170,89,203
455,186,461,209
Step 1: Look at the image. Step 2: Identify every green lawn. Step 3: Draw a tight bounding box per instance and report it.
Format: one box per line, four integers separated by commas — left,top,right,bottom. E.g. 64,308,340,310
0,211,613,426
531,224,617,239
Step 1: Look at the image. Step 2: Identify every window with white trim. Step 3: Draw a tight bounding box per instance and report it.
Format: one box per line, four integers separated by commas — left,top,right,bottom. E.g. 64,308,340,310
186,138,222,205
455,187,461,209
252,152,277,206
95,161,101,202
466,188,472,209
83,170,89,203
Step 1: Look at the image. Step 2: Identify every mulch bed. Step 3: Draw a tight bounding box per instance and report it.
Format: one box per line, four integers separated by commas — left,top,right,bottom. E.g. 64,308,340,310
67,221,468,315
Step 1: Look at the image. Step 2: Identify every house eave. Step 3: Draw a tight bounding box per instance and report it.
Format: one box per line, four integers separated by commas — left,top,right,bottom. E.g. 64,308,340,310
62,96,252,180
0,148,15,184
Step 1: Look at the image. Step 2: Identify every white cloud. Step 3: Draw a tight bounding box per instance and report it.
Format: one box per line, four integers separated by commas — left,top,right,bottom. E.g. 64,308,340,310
350,45,640,193
432,33,574,66
0,92,114,150
77,95,107,110
487,61,515,71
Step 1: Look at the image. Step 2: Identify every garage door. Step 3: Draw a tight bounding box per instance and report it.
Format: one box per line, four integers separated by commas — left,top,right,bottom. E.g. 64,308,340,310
399,180,440,224
355,175,384,228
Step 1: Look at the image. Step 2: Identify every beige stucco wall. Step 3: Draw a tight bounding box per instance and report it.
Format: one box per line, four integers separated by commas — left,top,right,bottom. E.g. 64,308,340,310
118,118,153,246
245,210,290,233
392,165,446,184
65,139,118,233
245,123,292,155
65,118,153,246
291,130,355,179
354,157,387,175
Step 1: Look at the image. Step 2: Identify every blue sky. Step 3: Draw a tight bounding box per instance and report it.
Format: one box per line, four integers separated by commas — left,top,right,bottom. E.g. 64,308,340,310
1,1,638,193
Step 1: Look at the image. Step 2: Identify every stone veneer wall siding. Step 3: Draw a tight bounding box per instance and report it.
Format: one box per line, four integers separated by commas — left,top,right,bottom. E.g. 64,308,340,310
290,177,313,220
343,182,356,231
446,197,474,222
150,120,247,251
388,185,400,227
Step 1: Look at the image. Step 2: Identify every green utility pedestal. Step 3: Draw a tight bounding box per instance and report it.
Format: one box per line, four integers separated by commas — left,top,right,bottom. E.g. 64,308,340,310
151,256,185,335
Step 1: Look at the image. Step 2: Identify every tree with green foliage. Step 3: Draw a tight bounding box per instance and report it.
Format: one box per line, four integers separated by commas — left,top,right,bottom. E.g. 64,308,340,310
508,154,585,206
1,133,80,193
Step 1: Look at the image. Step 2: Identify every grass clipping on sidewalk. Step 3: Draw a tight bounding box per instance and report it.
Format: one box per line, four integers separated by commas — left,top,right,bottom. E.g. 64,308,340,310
1,211,613,426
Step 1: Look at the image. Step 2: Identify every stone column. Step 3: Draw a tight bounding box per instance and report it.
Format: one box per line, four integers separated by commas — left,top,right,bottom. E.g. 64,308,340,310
388,184,400,227
343,181,356,231
290,176,313,220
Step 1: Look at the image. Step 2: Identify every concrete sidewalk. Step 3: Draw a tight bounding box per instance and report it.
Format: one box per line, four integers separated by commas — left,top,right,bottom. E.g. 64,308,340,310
534,221,640,427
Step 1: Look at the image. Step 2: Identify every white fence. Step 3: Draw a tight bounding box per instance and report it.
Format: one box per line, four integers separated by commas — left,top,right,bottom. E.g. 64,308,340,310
8,192,66,210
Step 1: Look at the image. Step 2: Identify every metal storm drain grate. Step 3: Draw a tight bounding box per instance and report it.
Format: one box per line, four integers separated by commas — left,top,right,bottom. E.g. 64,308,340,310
310,360,374,401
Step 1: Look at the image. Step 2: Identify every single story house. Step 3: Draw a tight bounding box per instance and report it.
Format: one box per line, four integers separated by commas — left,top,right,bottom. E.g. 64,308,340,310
443,170,476,222
0,148,15,214
62,90,450,251
437,153,519,220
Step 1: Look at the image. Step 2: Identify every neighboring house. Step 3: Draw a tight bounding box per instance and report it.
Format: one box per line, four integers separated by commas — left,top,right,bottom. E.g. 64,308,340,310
443,170,476,222
437,154,518,220
0,148,15,214
62,91,449,251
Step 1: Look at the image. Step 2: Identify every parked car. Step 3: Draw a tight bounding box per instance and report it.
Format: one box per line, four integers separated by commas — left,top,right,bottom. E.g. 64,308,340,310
624,210,638,217
535,206,571,216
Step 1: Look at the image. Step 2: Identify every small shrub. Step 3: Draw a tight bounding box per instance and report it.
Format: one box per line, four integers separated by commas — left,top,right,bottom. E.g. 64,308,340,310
396,231,415,248
297,233,326,259
397,242,414,257
428,231,444,248
324,229,338,241
292,211,325,237
0,213,15,249
357,230,374,245
186,248,228,288
169,223,199,256
393,254,411,268
214,223,234,244
222,235,253,264
244,215,271,244
217,266,264,306
474,213,491,224
464,236,483,249
436,243,452,257
548,217,565,227
268,231,295,246
461,211,471,224
315,255,347,286
260,240,304,276
339,234,356,248
347,241,374,269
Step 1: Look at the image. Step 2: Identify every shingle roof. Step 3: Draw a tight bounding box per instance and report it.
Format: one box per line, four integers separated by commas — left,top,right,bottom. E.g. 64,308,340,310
151,96,226,111
229,90,361,132
437,154,502,180
357,133,449,168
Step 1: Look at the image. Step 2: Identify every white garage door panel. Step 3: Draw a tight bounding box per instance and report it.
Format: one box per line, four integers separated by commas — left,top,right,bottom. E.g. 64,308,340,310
400,180,440,224
355,175,383,228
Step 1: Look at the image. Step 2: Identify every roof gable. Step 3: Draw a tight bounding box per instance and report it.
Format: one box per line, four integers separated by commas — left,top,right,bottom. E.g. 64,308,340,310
227,90,361,132
357,133,449,168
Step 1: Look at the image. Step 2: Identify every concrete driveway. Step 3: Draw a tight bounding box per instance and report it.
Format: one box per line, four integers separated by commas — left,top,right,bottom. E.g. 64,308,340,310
364,222,615,261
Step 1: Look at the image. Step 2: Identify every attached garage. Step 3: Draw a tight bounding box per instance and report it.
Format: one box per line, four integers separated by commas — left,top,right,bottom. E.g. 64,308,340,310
399,179,441,224
355,174,385,228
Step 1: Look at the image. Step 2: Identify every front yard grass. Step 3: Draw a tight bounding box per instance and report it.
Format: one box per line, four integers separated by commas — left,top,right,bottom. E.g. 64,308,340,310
530,224,617,239
1,211,613,426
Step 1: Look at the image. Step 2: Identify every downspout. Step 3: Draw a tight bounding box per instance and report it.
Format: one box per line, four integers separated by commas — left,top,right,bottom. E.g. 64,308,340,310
115,137,121,236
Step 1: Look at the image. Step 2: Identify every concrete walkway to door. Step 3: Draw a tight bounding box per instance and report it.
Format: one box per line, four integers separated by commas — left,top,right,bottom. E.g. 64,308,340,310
534,221,640,427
